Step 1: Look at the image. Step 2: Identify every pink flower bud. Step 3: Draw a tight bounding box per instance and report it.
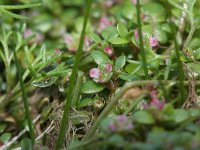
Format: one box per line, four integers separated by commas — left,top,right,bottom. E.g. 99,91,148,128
108,123,117,131
149,37,158,47
99,17,113,31
64,34,73,45
104,46,113,56
149,90,165,110
89,68,101,78
24,29,33,38
132,0,137,5
54,49,61,54
106,64,112,72
116,115,128,122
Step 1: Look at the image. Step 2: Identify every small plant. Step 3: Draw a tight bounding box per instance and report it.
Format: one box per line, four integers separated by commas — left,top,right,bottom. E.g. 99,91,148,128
1,0,200,149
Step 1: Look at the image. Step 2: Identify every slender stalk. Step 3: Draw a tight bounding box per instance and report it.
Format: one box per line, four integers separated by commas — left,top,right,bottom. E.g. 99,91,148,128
72,72,83,107
13,49,35,145
172,24,186,104
83,80,200,140
55,0,92,149
136,0,149,79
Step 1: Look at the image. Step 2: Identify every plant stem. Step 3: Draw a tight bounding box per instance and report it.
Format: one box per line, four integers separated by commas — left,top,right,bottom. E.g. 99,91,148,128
136,0,149,79
13,49,35,145
72,72,83,107
172,24,186,104
55,0,92,149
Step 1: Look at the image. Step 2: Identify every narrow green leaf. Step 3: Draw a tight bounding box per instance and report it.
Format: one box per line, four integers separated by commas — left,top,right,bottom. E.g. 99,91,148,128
1,9,28,19
0,3,41,9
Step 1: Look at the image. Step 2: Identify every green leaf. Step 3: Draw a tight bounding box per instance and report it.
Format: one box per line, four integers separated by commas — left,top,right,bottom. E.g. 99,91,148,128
117,22,129,38
155,25,168,44
91,50,111,65
109,37,129,45
133,110,155,124
142,2,166,22
125,61,144,75
78,98,94,108
1,9,28,19
102,26,118,41
81,80,105,94
119,73,139,81
70,111,91,125
115,54,126,71
189,109,200,118
0,124,6,134
32,76,58,88
173,109,189,123
0,3,41,9
89,32,102,42
20,138,32,150
0,132,11,142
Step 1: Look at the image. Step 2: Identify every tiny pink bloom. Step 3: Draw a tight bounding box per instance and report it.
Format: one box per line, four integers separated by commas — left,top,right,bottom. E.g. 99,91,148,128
132,0,137,5
149,37,158,47
149,90,165,110
104,0,114,7
24,29,33,38
35,34,44,43
54,49,61,54
99,17,113,31
116,115,128,122
150,99,164,110
85,36,92,47
108,123,117,131
89,68,101,78
125,123,134,130
134,30,139,39
106,64,112,72
64,34,73,45
104,46,113,56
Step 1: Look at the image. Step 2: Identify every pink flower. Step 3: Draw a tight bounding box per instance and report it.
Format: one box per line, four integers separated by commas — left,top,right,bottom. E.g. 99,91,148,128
108,115,134,132
24,29,44,44
89,68,101,78
116,115,128,122
149,37,158,47
150,99,164,110
104,46,113,56
64,34,73,45
149,90,165,110
64,34,77,52
134,30,139,39
108,123,117,131
105,64,113,72
24,29,33,38
132,0,137,5
99,17,113,31
54,49,61,54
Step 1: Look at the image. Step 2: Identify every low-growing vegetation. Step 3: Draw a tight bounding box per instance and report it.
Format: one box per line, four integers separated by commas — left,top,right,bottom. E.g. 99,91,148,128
0,0,200,149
